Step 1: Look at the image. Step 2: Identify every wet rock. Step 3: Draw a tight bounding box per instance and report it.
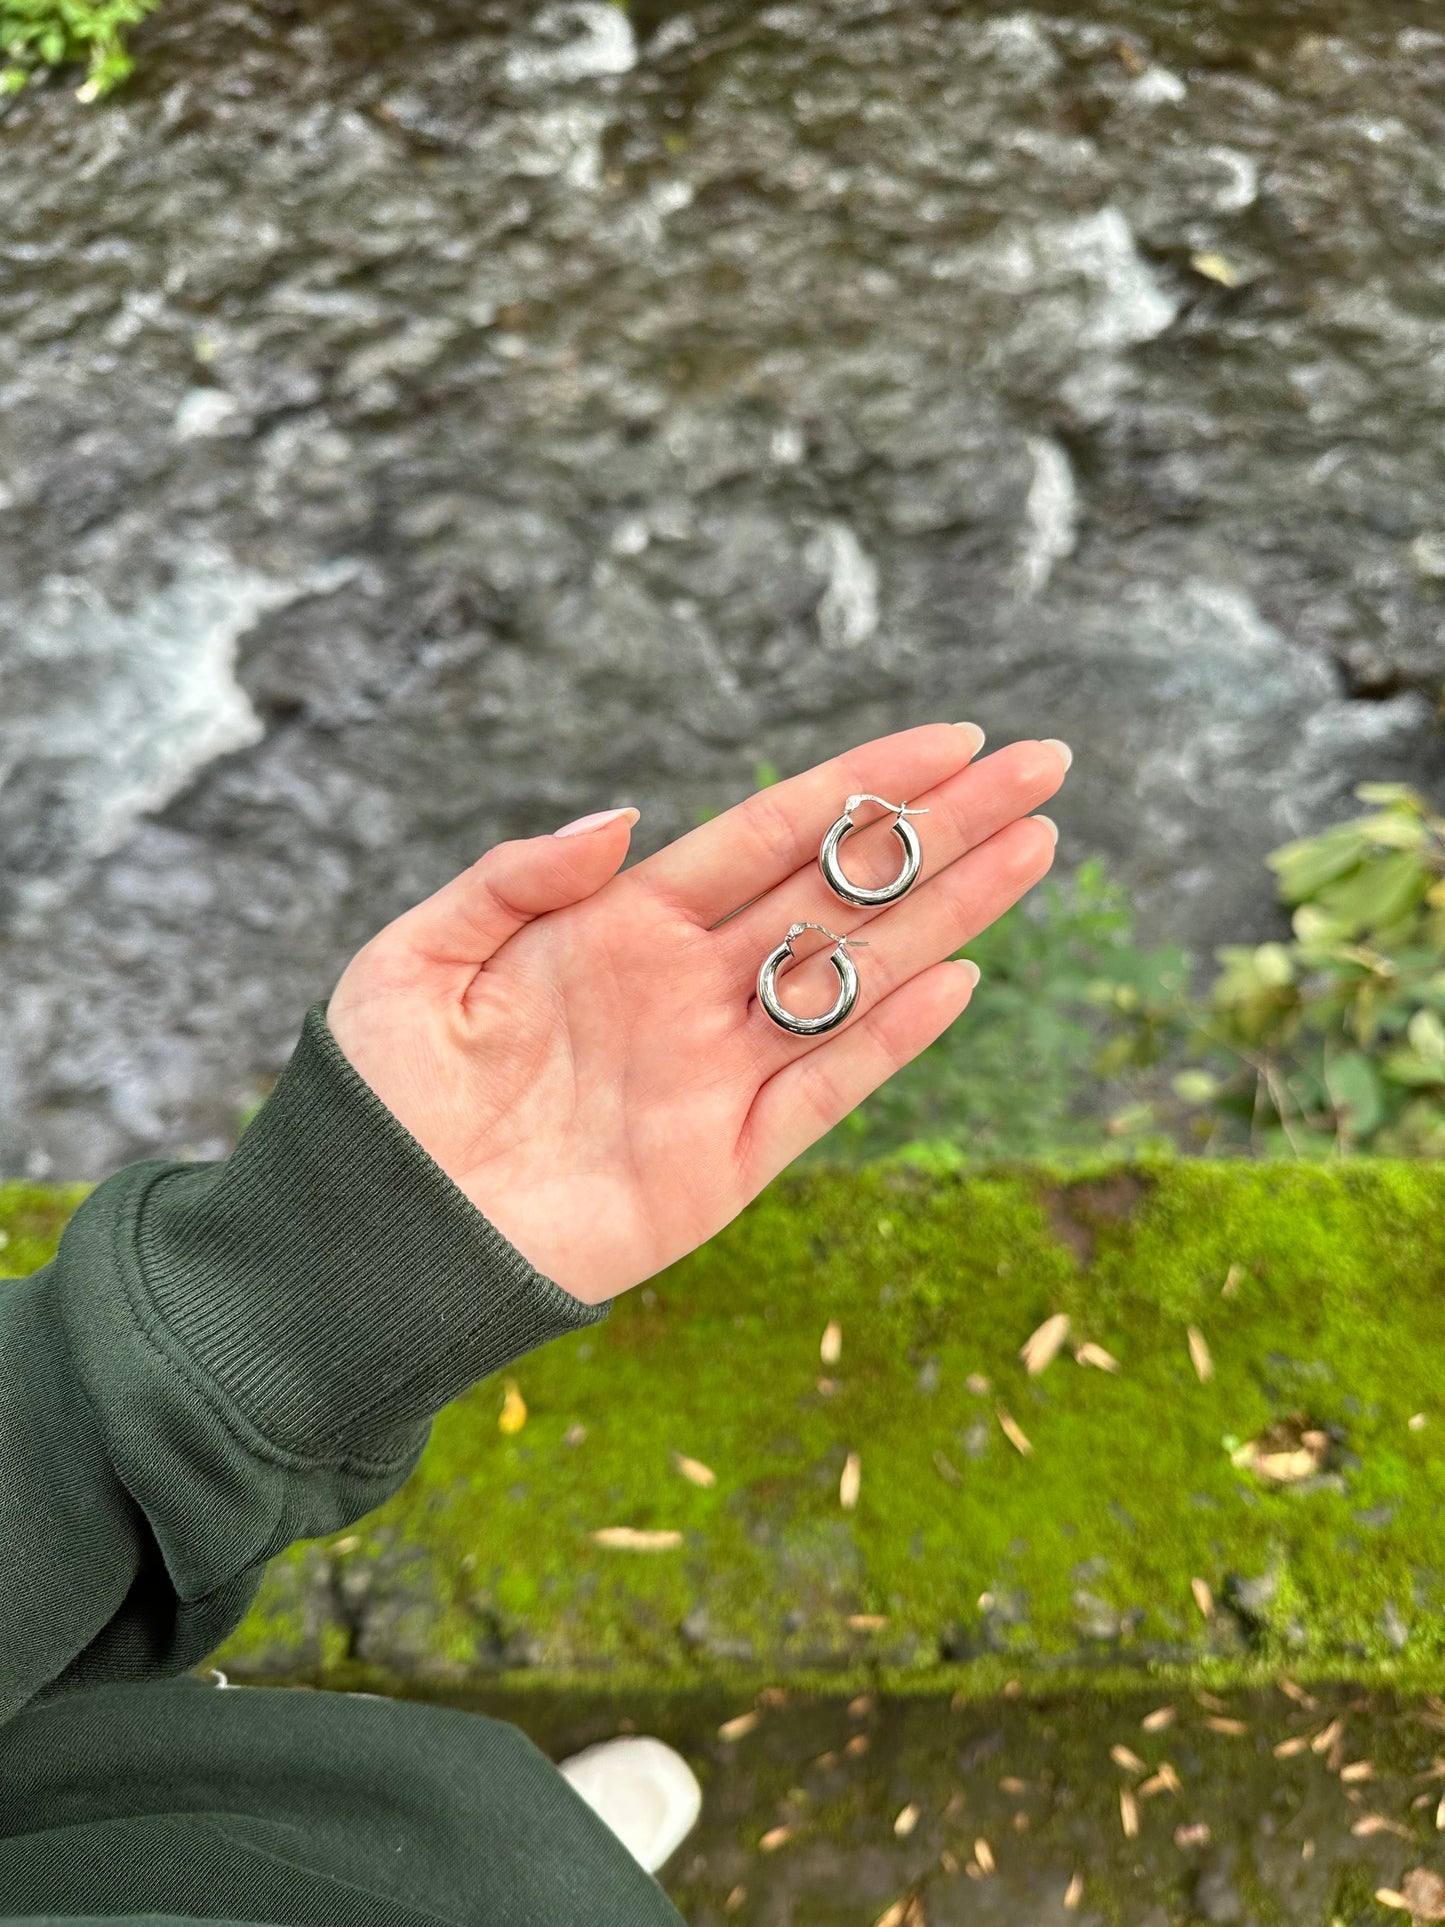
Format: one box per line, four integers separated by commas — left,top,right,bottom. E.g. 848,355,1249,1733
2,0,1444,1171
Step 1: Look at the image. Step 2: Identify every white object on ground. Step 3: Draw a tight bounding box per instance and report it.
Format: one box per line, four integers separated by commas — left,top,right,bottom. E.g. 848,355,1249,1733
557,1734,702,1873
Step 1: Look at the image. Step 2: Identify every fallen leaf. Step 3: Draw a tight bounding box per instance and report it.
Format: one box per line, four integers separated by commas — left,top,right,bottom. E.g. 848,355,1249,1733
563,1422,587,1446
848,1613,889,1631
1340,1761,1375,1784
840,1451,862,1510
1233,1417,1329,1483
999,1776,1030,1796
939,1848,960,1875
1021,1312,1071,1375
673,1451,716,1488
1403,1868,1445,1919
943,1790,967,1819
1277,1676,1318,1710
1187,1325,1214,1382
1191,1577,1215,1619
590,1527,683,1550
1195,1691,1230,1713
759,1824,795,1852
1142,1705,1177,1733
1410,1412,1428,1432
1141,1763,1182,1799
845,1733,870,1757
724,1887,747,1915
1175,1821,1212,1847
1311,1717,1345,1755
1064,1870,1084,1909
1222,1262,1243,1298
814,1750,838,1770
1191,251,1242,287
933,1449,963,1486
966,1372,991,1395
1075,1340,1121,1372
1111,1744,1146,1774
974,1837,995,1874
894,1802,920,1837
820,1319,842,1365
1351,1814,1411,1839
996,1404,1032,1456
1204,1716,1250,1737
498,1380,527,1434
1120,1788,1140,1837
1375,1891,1410,1913
848,1693,874,1717
718,1710,760,1742
1437,1791,1445,1831
1274,1736,1311,1759
757,1685,788,1708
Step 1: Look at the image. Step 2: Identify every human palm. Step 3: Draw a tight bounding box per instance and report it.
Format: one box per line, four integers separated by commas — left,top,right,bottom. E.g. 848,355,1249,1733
328,723,1067,1303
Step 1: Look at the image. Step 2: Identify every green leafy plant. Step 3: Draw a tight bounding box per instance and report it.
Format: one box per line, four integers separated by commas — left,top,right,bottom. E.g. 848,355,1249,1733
1,0,157,97
1157,785,1445,1157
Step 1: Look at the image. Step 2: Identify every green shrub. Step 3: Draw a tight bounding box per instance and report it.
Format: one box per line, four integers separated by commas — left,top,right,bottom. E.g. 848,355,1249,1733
1,0,157,97
1112,785,1445,1158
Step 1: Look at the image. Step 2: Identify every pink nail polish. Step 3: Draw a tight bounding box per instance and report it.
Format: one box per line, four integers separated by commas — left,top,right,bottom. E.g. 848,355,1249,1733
554,806,640,838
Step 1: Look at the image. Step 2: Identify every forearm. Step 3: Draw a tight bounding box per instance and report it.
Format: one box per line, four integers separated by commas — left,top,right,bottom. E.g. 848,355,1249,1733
0,1005,606,1724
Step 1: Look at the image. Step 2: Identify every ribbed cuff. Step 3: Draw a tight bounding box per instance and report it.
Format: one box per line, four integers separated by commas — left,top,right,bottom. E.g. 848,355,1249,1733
133,1003,608,1464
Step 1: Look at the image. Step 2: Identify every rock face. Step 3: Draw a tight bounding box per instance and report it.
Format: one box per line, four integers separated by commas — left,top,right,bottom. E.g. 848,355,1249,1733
2,0,1443,1174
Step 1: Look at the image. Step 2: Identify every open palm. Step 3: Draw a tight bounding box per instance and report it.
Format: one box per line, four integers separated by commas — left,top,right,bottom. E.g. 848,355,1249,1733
328,724,1066,1304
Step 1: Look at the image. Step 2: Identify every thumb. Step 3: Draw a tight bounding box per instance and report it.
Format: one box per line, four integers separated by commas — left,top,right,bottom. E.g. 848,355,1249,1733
400,806,639,966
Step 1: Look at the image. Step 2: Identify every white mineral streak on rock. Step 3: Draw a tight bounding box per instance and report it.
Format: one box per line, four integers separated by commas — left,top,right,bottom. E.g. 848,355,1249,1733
1131,64,1187,105
1050,207,1180,350
808,521,880,650
504,2,637,87
1,549,354,868
174,388,240,440
515,104,611,191
1202,145,1260,211
1016,437,1078,598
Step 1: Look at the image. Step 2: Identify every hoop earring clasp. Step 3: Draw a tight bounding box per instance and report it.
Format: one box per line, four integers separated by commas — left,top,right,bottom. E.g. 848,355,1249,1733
757,923,866,1036
819,795,928,908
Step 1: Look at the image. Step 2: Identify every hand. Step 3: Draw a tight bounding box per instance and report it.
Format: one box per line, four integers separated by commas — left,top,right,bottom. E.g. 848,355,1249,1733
327,725,1067,1303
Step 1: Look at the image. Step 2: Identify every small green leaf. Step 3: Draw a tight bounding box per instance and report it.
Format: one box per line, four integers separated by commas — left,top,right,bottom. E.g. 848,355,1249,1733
1172,1070,1220,1105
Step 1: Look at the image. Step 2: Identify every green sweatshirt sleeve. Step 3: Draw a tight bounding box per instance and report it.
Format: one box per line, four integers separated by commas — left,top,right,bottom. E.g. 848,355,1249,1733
0,1002,608,1726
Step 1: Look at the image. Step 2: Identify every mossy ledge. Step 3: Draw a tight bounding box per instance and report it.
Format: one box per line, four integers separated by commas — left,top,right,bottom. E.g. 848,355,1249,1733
6,1162,1445,1697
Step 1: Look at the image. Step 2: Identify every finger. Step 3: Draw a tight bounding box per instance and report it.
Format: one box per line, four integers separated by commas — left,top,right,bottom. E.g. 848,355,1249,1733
746,814,1057,1071
740,959,979,1186
396,807,639,967
637,722,986,924
712,739,1067,973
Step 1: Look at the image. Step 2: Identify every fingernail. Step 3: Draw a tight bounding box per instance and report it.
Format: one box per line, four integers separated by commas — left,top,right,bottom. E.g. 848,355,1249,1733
954,722,986,754
957,958,982,989
554,806,640,838
1032,814,1059,844
1043,738,1072,772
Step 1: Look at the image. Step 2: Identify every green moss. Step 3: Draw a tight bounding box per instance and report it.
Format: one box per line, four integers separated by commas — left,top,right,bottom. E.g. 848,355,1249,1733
0,1182,91,1277
211,1160,1445,1692
11,1164,1445,1693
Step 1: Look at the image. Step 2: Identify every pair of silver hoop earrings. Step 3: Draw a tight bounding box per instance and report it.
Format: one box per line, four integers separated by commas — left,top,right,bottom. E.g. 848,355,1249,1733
757,795,928,1037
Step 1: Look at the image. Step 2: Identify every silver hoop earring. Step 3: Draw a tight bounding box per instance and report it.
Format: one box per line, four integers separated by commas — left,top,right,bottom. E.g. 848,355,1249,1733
819,795,928,908
757,923,866,1036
